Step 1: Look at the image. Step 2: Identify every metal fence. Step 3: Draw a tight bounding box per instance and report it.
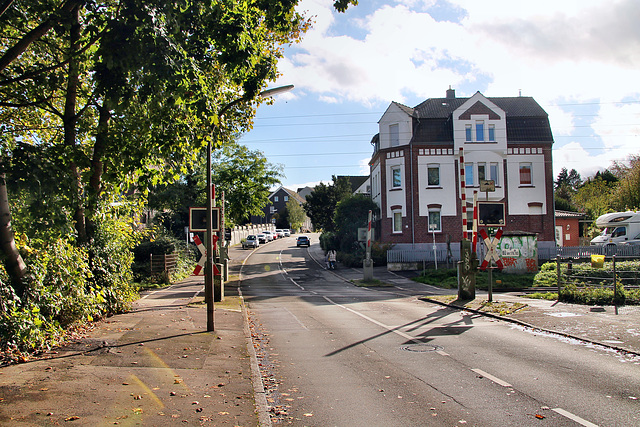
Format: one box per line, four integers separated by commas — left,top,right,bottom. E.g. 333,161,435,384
388,244,640,267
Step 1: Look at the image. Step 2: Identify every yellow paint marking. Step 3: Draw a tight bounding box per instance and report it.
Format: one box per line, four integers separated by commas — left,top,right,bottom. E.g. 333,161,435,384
129,374,165,409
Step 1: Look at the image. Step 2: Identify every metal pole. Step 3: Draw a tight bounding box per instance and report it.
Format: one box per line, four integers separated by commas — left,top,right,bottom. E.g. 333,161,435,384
613,255,618,314
488,265,493,302
556,257,562,299
205,138,215,331
432,227,437,270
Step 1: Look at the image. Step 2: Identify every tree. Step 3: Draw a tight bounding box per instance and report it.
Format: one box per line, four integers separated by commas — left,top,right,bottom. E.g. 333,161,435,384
333,194,379,252
610,155,640,211
149,141,282,235
284,199,305,232
303,176,352,231
554,167,581,211
1,0,347,293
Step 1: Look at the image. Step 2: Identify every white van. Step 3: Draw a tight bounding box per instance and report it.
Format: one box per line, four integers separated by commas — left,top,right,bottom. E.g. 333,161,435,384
590,211,640,246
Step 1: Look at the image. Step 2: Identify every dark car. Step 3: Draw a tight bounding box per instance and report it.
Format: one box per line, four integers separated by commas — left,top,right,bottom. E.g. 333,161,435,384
296,235,310,247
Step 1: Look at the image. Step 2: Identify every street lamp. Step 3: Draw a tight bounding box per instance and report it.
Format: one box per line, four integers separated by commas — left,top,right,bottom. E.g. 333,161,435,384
205,84,293,331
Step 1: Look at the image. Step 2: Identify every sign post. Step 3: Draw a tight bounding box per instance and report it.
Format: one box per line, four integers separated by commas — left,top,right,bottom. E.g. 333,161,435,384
479,227,504,302
363,210,373,281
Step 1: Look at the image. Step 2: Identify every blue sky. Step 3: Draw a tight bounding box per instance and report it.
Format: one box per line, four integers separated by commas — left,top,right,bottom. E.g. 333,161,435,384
240,0,640,191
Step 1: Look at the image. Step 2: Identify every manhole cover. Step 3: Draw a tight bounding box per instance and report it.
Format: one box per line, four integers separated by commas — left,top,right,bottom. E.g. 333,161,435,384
401,344,443,352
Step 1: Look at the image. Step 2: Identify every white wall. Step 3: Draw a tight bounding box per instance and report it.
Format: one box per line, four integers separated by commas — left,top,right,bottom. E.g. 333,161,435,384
417,154,458,216
506,153,547,214
379,103,413,150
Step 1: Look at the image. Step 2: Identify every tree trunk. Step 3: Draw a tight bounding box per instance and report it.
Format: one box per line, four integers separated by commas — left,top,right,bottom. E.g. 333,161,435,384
0,0,84,73
85,102,110,240
0,172,28,298
63,5,86,243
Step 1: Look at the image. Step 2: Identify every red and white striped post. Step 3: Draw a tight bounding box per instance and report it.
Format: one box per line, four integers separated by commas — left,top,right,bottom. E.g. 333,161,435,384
473,190,478,253
459,148,467,240
366,210,372,261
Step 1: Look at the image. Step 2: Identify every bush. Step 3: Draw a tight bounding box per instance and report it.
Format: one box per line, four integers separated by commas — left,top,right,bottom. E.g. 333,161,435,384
413,268,535,290
132,226,196,285
559,282,626,305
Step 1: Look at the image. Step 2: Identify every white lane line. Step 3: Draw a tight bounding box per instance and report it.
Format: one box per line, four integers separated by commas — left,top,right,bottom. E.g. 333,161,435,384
321,295,426,345
470,368,512,387
552,408,600,427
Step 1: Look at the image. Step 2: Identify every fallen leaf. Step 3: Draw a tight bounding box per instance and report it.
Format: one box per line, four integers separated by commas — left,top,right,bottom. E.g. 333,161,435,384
218,411,229,415
535,414,545,419
65,416,80,421
303,413,313,417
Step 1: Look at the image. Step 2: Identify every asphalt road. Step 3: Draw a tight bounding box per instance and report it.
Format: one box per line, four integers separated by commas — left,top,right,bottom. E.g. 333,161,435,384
240,235,640,426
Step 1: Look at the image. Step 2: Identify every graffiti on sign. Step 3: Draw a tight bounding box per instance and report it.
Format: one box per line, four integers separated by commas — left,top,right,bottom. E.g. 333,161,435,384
497,235,538,273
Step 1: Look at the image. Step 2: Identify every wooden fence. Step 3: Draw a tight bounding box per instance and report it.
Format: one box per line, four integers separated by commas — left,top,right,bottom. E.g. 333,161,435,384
150,253,178,278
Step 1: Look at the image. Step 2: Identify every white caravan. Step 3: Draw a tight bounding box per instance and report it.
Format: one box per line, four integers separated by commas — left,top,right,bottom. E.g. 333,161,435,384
590,211,640,246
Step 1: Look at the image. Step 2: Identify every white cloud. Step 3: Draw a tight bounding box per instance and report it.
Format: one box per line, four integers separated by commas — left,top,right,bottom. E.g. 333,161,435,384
279,0,640,181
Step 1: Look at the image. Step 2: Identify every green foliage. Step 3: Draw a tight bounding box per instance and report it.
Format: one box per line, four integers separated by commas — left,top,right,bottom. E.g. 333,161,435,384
132,226,196,285
413,268,536,290
303,176,352,232
284,199,305,231
559,283,626,305
334,194,379,253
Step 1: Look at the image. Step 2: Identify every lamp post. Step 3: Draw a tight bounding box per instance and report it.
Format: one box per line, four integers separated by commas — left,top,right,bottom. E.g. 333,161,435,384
205,84,293,331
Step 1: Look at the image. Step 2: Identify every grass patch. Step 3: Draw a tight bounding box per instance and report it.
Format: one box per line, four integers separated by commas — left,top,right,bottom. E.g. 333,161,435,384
425,294,527,316
412,268,536,290
526,291,558,300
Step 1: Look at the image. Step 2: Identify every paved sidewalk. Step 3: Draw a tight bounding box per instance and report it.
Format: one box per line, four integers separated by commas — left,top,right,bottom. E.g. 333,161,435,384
0,275,259,426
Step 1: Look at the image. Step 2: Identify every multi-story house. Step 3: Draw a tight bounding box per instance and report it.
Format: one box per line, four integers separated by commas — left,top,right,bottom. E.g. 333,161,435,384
251,186,311,231
369,88,555,254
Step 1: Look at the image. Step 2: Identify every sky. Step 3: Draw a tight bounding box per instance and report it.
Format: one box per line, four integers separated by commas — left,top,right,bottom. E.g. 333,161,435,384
239,0,640,191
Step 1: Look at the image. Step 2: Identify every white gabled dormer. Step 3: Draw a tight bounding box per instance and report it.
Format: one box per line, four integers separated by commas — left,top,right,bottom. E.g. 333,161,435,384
378,102,414,149
453,92,506,154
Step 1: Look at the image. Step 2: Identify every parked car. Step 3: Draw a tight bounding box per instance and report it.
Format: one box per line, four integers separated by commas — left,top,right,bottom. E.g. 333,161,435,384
242,235,259,249
275,229,285,238
296,235,310,247
257,233,267,244
263,231,274,241
283,229,291,237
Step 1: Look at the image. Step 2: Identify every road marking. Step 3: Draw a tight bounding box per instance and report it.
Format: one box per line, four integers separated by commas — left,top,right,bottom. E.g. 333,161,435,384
552,408,599,427
470,368,512,387
322,295,427,345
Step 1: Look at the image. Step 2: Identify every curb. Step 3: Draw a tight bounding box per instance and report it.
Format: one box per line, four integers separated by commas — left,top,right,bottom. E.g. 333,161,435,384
421,297,640,358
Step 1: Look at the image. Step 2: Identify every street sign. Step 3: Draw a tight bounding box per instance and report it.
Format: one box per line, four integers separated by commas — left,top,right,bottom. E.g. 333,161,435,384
479,180,495,192
478,202,505,226
192,235,206,276
479,228,504,270
189,207,220,232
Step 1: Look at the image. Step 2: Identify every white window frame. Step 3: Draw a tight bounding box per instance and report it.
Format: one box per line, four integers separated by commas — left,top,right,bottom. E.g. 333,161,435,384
519,162,533,186
428,209,441,232
391,166,402,189
274,196,279,202
476,121,484,142
284,195,289,202
490,162,500,186
488,124,495,141
393,211,402,233
427,164,440,187
465,124,472,142
465,163,474,186
390,124,399,147
478,162,486,182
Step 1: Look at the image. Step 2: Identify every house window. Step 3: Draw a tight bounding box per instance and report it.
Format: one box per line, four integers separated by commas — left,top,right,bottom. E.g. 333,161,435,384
488,124,495,141
519,163,532,185
427,164,440,186
478,163,486,182
490,162,499,186
390,124,399,147
393,211,402,233
428,210,441,232
476,121,484,142
274,196,279,202
270,206,275,213
284,196,289,202
465,163,474,186
392,166,402,188
465,125,472,142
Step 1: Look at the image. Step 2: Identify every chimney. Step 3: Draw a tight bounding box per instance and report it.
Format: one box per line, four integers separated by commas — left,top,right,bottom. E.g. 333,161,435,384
446,86,455,99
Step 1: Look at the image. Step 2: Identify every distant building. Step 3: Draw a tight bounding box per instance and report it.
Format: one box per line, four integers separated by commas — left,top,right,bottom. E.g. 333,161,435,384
369,89,555,253
337,175,371,196
555,210,586,247
250,186,311,231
